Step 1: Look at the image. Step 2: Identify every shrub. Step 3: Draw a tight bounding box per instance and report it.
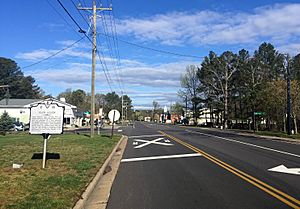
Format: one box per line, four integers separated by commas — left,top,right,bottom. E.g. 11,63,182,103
0,111,14,135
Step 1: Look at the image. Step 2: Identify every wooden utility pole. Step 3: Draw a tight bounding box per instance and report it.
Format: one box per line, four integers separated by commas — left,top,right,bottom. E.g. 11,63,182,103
0,85,10,105
78,1,112,137
121,91,124,126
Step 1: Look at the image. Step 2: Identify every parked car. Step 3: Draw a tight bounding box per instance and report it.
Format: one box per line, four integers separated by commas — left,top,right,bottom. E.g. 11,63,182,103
188,119,195,126
13,122,25,131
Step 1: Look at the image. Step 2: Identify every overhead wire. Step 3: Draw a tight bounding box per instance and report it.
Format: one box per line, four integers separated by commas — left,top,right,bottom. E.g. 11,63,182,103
57,0,93,44
57,0,114,91
106,1,124,93
22,37,85,69
114,37,204,59
46,0,82,38
98,4,123,93
72,0,115,91
108,2,126,93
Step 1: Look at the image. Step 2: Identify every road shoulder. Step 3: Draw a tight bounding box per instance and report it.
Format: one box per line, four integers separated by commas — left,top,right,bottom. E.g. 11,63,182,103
73,135,128,209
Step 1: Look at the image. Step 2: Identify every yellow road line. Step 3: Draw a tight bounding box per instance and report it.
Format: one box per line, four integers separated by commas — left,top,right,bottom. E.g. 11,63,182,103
159,131,300,209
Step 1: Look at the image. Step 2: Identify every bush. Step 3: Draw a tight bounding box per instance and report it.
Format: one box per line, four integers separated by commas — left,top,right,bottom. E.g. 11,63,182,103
0,111,14,135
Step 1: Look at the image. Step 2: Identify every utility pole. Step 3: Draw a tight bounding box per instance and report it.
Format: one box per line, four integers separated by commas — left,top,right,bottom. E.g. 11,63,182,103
0,85,10,105
78,1,112,137
121,92,124,126
286,54,292,135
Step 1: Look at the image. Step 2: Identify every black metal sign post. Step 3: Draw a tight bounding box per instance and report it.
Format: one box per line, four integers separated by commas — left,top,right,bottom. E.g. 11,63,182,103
111,110,116,138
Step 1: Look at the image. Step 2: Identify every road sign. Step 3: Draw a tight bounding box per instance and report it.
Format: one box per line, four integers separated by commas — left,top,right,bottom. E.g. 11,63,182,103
254,112,265,116
29,101,64,135
108,109,120,122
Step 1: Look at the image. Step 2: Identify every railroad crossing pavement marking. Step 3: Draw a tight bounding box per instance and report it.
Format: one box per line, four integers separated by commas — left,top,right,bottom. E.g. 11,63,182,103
133,137,174,149
121,153,202,163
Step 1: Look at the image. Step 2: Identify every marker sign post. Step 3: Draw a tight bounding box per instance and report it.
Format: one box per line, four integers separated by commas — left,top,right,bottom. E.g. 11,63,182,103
108,109,120,138
29,101,64,168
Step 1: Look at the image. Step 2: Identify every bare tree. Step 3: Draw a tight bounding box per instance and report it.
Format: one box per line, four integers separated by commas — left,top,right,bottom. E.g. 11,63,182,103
180,65,201,120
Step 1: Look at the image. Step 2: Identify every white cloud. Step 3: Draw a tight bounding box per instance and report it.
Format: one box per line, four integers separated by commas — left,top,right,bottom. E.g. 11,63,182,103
16,49,58,60
117,3,300,50
277,43,300,55
15,46,91,61
31,60,192,108
119,61,198,88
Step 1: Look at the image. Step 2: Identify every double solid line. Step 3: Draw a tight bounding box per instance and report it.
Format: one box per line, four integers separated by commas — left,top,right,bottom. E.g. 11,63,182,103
159,131,300,209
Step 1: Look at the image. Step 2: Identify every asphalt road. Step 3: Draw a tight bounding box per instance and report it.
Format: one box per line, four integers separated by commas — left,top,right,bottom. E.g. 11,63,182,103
107,122,300,209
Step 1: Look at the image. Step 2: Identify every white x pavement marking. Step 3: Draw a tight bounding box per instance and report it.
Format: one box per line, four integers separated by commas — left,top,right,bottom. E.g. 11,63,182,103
133,137,174,149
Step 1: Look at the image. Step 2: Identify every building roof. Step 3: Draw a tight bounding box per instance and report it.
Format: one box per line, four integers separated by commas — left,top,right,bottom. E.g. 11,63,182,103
0,99,40,106
0,98,77,109
27,98,77,109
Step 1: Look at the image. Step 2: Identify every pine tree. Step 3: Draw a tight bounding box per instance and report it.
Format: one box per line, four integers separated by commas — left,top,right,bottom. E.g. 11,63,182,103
0,111,14,135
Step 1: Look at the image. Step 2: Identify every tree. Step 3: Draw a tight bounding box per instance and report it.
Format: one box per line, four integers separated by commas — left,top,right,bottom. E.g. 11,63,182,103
254,43,285,81
291,54,300,81
70,89,87,110
56,89,134,120
57,89,89,110
180,65,201,120
57,88,72,102
123,95,133,120
104,92,121,113
171,102,183,115
95,93,106,110
0,57,42,100
199,51,239,129
0,112,14,135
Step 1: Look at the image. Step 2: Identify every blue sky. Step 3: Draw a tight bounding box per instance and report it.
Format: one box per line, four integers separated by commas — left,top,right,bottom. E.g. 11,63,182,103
1,0,300,109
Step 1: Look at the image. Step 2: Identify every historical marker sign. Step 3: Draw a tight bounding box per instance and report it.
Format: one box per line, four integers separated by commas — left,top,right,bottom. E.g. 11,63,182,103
29,101,64,135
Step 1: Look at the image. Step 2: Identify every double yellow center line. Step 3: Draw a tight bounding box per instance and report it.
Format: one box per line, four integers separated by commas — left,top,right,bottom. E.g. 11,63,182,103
159,131,300,209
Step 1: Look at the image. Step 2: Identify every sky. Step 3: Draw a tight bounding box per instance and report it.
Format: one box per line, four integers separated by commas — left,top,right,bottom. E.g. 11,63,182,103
1,0,300,110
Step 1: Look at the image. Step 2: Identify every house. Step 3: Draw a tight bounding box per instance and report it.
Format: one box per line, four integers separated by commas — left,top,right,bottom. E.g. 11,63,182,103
197,108,218,126
0,98,77,128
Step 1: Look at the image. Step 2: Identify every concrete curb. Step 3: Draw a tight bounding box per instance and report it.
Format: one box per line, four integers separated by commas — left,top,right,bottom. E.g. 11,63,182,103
73,135,125,209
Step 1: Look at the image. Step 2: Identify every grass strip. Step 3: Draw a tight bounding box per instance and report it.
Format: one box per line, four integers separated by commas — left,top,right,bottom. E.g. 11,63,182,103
0,132,120,209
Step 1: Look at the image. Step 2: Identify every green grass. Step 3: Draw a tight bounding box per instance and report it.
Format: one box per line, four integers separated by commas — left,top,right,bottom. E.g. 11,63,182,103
254,130,300,140
0,132,120,209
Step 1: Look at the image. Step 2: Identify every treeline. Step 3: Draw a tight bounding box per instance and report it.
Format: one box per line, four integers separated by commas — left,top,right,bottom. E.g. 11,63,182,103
57,89,133,118
0,57,42,100
0,57,133,119
180,42,300,133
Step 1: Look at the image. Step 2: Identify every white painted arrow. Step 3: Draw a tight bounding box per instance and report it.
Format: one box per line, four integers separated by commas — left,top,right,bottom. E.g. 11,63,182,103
268,165,300,175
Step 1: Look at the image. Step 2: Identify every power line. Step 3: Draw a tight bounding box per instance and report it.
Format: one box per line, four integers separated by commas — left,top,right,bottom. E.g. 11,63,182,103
57,0,93,44
99,10,123,92
57,0,114,92
70,0,90,28
109,5,126,92
22,37,85,69
74,2,115,92
96,31,204,59
117,38,204,59
46,0,82,38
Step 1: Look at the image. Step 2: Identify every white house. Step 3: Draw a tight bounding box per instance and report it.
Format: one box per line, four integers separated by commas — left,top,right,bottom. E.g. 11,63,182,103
197,108,218,126
0,98,77,128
